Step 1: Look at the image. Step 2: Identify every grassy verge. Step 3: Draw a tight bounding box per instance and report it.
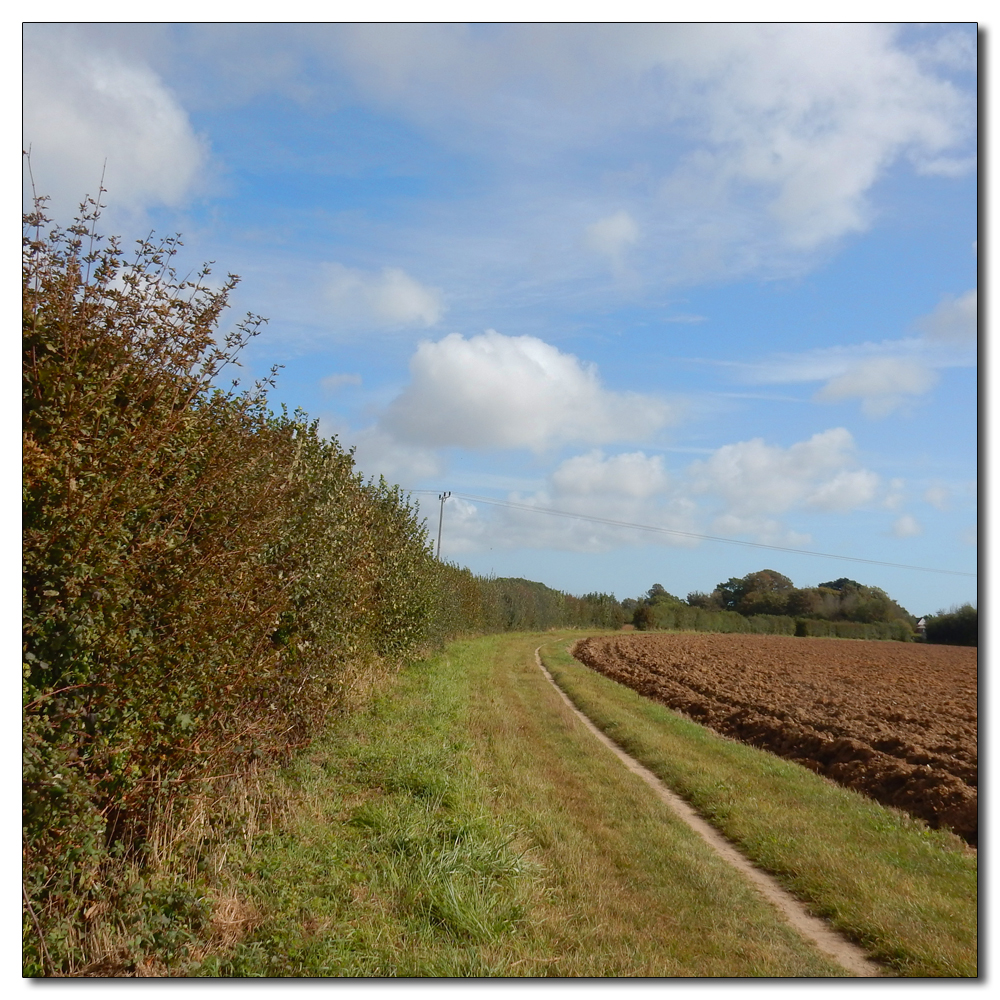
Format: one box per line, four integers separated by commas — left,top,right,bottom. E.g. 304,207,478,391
191,632,848,976
541,640,977,978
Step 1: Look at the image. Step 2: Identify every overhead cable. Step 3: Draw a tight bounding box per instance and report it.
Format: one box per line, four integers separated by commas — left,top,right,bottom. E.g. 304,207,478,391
404,489,975,578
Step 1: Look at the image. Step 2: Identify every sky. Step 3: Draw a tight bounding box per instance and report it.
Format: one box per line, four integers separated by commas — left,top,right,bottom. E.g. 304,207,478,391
21,20,979,618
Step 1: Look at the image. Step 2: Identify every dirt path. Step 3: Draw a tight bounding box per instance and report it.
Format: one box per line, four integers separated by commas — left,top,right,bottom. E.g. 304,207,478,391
534,645,883,978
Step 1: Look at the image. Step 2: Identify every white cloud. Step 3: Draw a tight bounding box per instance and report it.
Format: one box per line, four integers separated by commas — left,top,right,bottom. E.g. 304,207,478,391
661,24,975,248
585,211,639,268
734,297,975,420
892,514,923,538
688,427,878,518
438,450,699,555
320,373,362,392
342,425,444,484
22,26,206,218
324,264,444,329
884,478,906,511
814,357,938,417
805,469,881,512
303,23,973,278
917,289,977,344
923,486,951,511
380,330,676,451
708,513,812,549
434,429,884,555
550,450,668,500
47,24,974,294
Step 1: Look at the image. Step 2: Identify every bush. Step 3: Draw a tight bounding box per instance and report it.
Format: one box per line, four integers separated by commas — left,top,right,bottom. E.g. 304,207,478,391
22,198,440,973
924,605,978,647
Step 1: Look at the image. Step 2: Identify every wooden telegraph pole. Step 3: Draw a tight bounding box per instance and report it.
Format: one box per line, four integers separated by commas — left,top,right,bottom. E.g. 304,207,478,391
436,492,451,559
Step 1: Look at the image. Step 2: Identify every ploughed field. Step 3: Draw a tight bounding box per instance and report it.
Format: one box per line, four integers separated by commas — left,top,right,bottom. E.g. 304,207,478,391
573,633,978,844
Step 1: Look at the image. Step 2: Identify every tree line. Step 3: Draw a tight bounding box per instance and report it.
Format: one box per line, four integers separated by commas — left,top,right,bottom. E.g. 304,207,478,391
625,570,921,641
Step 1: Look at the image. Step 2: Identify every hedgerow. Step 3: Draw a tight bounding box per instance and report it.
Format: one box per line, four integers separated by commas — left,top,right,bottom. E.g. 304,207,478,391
22,198,625,975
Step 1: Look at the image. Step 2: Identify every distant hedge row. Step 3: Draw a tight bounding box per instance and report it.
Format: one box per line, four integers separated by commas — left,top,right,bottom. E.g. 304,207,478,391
637,604,913,641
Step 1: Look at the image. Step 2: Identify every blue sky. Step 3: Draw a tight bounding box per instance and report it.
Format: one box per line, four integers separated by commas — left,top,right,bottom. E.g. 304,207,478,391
22,21,978,617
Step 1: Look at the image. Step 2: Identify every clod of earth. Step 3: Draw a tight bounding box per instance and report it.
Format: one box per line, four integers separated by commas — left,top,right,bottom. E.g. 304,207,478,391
573,633,977,844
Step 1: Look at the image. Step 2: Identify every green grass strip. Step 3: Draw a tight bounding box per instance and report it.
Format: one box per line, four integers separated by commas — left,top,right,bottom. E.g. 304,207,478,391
195,633,853,976
542,640,977,978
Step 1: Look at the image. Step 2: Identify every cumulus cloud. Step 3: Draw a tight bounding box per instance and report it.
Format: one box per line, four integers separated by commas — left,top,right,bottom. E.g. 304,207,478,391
688,428,879,517
379,330,676,451
343,425,444,484
550,450,668,500
22,26,206,218
324,264,444,329
438,450,699,555
917,289,977,344
892,514,923,538
814,357,938,417
436,429,885,556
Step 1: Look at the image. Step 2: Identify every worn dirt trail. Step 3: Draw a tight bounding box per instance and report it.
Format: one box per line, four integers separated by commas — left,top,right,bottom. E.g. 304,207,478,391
534,645,883,978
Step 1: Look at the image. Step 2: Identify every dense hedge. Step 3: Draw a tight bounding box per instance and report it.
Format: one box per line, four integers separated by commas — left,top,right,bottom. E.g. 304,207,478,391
793,618,913,642
924,604,978,647
22,203,627,974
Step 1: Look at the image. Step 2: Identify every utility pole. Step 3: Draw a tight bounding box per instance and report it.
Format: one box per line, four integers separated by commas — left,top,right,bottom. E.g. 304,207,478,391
436,492,452,559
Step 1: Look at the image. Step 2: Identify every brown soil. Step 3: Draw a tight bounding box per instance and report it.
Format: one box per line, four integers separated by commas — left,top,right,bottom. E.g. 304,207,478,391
573,633,978,844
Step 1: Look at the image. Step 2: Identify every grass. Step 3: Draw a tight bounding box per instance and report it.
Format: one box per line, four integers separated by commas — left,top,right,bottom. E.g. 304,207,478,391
541,639,977,978
192,632,849,977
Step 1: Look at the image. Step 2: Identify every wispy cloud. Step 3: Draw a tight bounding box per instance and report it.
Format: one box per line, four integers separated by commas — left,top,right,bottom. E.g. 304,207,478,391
585,210,639,274
724,286,977,418
917,289,977,344
323,263,445,330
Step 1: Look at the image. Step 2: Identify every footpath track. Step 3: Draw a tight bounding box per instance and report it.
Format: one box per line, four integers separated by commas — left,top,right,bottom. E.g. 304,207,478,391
534,644,883,978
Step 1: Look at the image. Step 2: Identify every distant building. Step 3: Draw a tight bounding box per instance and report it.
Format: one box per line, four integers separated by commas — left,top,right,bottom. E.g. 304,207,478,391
916,617,927,636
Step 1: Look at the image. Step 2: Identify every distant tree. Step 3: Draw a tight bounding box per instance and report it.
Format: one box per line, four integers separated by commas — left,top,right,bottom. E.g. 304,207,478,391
741,569,795,595
686,590,722,610
817,578,863,592
925,604,978,646
633,604,657,630
715,569,793,612
786,587,824,617
643,583,683,606
738,589,790,616
715,577,747,611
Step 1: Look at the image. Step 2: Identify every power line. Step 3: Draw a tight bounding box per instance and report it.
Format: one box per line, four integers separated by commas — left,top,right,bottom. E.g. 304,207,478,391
405,489,975,579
